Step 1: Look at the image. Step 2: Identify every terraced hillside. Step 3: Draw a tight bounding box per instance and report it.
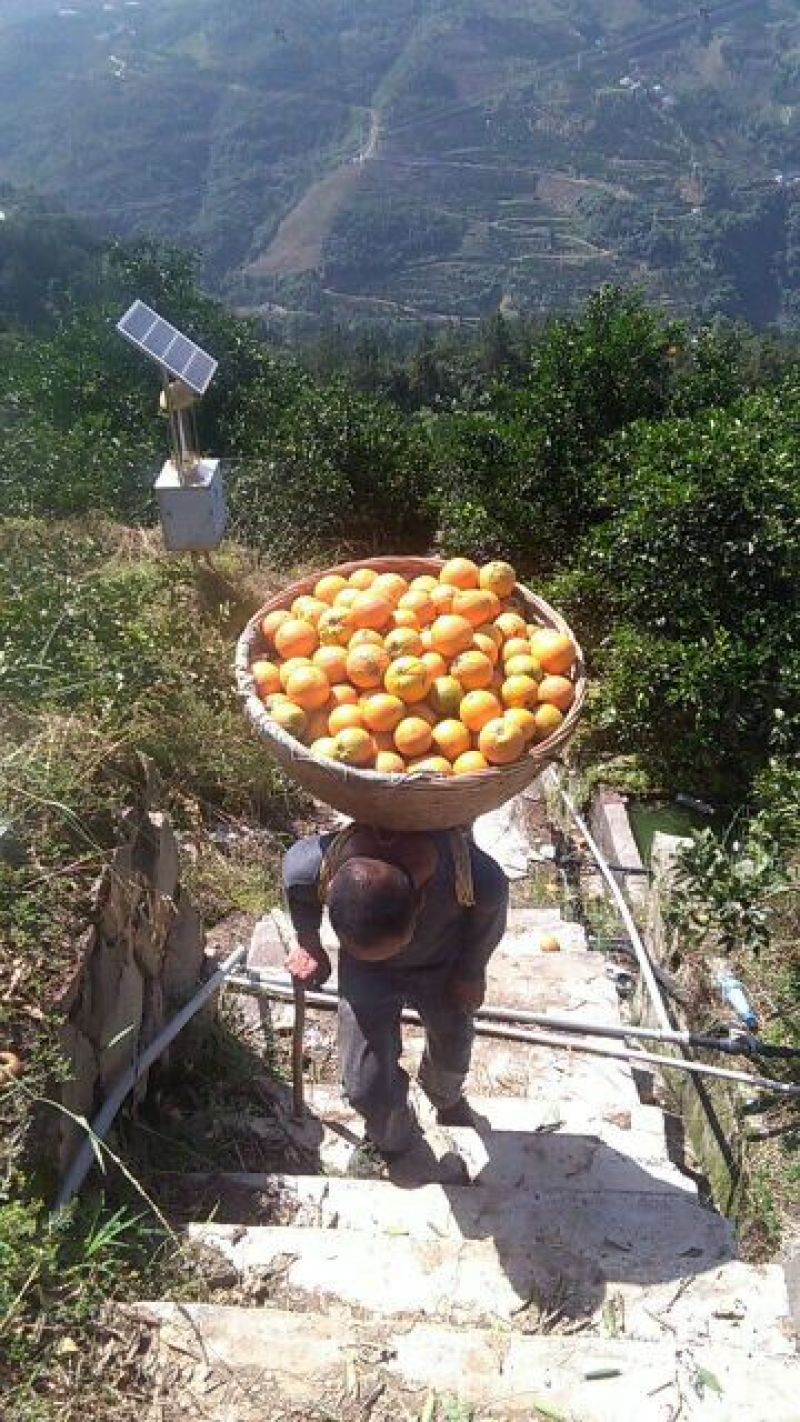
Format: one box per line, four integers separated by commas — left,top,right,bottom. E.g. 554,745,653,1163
1,0,798,326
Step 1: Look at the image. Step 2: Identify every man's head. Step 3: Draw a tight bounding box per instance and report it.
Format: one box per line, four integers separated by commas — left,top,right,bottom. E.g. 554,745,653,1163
326,856,419,961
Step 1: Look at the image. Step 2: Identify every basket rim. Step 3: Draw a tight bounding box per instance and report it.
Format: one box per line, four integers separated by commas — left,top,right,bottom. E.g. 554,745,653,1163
235,555,586,787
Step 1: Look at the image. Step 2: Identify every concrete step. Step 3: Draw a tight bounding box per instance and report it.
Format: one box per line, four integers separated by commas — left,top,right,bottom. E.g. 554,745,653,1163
133,1300,800,1421
181,1210,792,1352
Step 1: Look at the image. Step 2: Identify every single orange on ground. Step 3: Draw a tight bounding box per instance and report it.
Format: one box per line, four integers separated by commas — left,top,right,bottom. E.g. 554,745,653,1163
376,750,407,774
291,595,326,624
371,572,408,604
385,626,424,659
274,617,317,659
362,692,405,733
391,607,421,630
310,736,339,759
349,567,378,590
501,674,540,709
431,718,471,761
495,611,528,642
350,627,384,648
398,588,435,625
269,700,307,738
440,557,480,589
384,656,432,704
328,703,366,736
352,590,393,632
478,716,525,765
502,636,532,663
429,614,473,658
313,645,349,682
314,573,349,605
505,653,543,682
279,656,313,690
394,716,433,758
261,608,291,645
347,643,391,689
409,574,439,592
452,588,501,628
250,659,282,697
429,674,464,718
529,629,577,675
473,632,499,665
407,756,453,776
284,664,330,710
334,727,376,766
421,650,449,680
532,703,564,739
329,682,359,706
450,649,494,691
504,706,538,742
460,689,503,733
537,674,575,711
317,606,355,646
479,560,517,598
452,750,490,775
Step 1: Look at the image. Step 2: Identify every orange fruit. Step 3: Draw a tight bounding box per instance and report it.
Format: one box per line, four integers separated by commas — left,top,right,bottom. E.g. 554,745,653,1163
250,659,281,697
473,632,499,665
450,650,494,691
261,608,291,645
532,703,564,740
452,750,490,775
376,750,407,774
537,674,575,711
274,617,317,659
440,557,480,589
421,650,449,679
346,643,391,689
349,627,384,648
460,689,503,733
502,674,540,709
504,706,538,742
505,653,543,682
452,588,501,628
529,629,577,675
475,621,503,648
269,700,307,739
313,645,348,682
291,594,326,624
391,607,421,630
329,682,359,706
429,675,463,718
495,612,528,642
407,756,453,776
310,736,339,759
384,656,432,704
334,727,376,766
419,628,433,649
352,590,393,632
317,606,355,646
430,583,456,614
329,703,366,736
314,573,349,605
263,691,288,710
279,656,313,689
431,718,471,761
362,693,405,733
394,717,433,758
479,716,525,765
479,560,516,598
409,574,439,592
284,664,330,710
371,572,408,604
398,588,435,625
430,614,473,658
502,636,532,663
334,586,361,610
384,626,424,659
349,567,378,590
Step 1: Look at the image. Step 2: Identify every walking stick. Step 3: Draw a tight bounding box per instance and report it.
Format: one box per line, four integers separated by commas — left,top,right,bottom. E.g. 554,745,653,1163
292,977,306,1121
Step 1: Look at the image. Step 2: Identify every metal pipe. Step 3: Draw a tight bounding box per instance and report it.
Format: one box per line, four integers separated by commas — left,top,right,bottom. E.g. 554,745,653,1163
542,769,673,1034
225,974,800,1099
53,944,247,1214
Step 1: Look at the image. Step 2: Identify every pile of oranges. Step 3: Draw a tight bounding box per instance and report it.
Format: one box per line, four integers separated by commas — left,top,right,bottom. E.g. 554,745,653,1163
249,558,578,776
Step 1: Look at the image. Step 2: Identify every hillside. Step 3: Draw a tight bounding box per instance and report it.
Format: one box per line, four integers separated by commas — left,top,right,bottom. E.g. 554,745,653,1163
1,0,798,328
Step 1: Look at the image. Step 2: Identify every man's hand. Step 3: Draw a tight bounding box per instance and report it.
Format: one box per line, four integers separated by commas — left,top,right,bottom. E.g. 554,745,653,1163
286,944,332,988
449,975,486,1013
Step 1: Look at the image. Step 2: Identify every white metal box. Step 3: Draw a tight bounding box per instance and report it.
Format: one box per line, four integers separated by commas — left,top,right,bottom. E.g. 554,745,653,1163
154,458,227,552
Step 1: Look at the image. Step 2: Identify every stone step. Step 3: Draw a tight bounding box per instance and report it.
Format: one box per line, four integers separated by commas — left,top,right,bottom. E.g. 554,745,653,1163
181,1212,792,1352
133,1301,800,1421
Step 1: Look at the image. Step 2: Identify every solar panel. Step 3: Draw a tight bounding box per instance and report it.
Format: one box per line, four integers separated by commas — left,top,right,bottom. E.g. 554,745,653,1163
116,299,218,395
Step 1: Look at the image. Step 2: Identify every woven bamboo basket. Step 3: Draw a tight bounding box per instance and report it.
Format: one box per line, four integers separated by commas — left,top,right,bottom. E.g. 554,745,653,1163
235,556,586,830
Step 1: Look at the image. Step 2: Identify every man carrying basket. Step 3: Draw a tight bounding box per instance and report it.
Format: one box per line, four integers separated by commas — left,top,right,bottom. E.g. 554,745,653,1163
283,823,508,1179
